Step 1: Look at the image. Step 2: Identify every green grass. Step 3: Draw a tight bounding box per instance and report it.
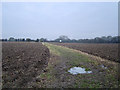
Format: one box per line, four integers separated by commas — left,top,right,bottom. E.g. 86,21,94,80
85,68,91,71
44,43,61,56
40,73,52,80
44,43,93,66
42,43,118,88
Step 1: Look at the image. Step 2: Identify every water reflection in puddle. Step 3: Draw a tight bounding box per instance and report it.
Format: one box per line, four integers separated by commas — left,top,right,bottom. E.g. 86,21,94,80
100,65,107,69
68,67,92,75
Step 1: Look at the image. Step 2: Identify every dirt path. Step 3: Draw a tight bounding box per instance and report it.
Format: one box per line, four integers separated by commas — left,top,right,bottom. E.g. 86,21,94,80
35,43,118,88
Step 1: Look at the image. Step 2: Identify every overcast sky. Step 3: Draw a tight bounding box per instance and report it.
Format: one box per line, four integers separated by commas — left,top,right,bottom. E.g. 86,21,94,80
2,2,118,40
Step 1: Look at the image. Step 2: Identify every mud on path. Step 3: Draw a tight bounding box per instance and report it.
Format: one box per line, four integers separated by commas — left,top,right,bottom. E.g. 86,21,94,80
35,43,119,88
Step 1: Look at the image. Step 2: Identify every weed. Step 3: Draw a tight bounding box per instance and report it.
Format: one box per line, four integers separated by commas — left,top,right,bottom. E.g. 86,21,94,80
85,68,91,71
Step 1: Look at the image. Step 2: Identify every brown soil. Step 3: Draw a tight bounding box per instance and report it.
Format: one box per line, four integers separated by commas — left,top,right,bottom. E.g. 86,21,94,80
2,42,50,88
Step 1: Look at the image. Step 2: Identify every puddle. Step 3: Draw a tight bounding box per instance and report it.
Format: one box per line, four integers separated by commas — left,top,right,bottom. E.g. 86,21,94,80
68,67,92,75
100,65,107,69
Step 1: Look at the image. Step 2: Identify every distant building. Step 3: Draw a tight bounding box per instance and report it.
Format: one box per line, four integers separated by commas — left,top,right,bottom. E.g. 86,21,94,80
59,40,62,43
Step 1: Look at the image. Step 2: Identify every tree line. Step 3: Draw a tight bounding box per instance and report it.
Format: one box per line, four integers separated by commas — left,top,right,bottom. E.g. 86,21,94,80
0,37,47,42
0,35,120,43
53,35,120,43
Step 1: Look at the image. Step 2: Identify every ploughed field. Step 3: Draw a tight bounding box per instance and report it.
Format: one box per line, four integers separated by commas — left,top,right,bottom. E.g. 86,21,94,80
2,42,119,88
2,42,50,88
52,43,118,62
